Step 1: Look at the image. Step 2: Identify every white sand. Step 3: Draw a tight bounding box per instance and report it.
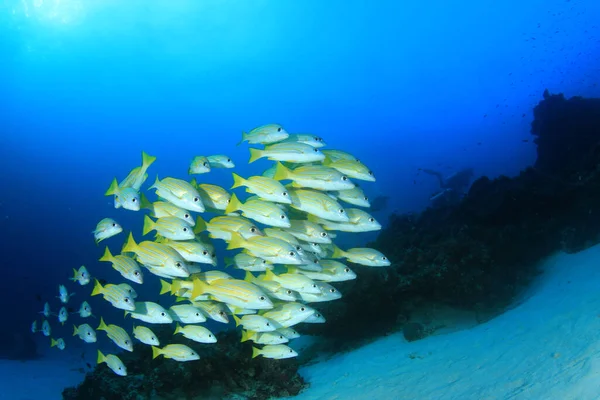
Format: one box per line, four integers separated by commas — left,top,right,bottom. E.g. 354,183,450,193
290,245,600,400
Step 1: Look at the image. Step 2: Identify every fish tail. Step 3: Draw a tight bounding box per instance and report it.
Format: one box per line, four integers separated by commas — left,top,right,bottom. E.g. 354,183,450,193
226,232,246,251
99,247,113,263
97,350,106,364
241,329,255,342
223,257,233,268
230,173,246,189
251,347,261,358
171,280,182,295
91,279,103,296
149,175,160,190
331,245,346,259
189,178,198,188
264,268,276,281
191,278,208,300
224,193,242,214
159,279,171,295
122,232,138,254
193,216,207,235
70,268,78,281
142,216,155,236
174,324,182,334
248,148,263,164
243,271,255,282
50,338,57,347
97,317,108,332
104,178,119,196
273,162,290,181
139,192,152,210
141,151,156,169
233,315,241,327
151,346,161,359
72,325,78,336
237,131,247,146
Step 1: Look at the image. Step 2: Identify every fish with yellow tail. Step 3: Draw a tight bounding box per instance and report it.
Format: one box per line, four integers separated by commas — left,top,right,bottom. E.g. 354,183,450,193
174,324,217,344
122,233,190,279
149,176,205,212
97,350,127,376
331,245,391,267
191,277,273,310
279,134,326,148
50,338,66,350
73,323,96,343
188,155,211,174
97,317,133,352
227,232,303,265
230,173,292,204
238,123,289,146
142,215,194,241
273,162,354,191
93,218,123,244
225,193,291,228
133,325,160,346
207,154,235,168
249,142,325,164
252,344,298,359
70,265,90,286
152,344,199,362
99,247,143,284
91,279,136,311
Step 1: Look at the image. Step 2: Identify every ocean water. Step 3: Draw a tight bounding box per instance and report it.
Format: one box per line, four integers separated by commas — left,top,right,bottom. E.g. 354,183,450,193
1,1,599,399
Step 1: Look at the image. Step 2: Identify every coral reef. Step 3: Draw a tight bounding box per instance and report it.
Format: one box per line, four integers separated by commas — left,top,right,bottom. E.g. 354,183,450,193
301,92,600,349
62,328,306,400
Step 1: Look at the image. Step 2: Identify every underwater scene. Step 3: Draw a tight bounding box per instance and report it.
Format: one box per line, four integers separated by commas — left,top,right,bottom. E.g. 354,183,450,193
1,0,600,399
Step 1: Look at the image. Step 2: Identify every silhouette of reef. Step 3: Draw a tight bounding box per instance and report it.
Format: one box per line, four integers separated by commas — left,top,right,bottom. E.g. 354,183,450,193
301,92,600,349
62,328,306,400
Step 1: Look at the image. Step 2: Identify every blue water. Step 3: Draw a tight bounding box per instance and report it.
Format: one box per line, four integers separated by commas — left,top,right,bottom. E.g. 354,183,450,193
0,0,599,397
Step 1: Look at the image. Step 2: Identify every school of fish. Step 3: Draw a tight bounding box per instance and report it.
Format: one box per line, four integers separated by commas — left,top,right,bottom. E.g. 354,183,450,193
30,124,389,376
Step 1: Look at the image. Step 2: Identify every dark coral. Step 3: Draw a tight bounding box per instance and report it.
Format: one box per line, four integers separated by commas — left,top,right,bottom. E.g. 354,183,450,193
62,328,306,400
300,92,600,349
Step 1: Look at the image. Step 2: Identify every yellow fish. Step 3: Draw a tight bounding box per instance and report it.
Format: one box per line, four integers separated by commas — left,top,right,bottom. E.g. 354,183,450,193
239,123,289,146
207,154,235,168
252,344,297,359
143,216,194,241
231,173,291,204
91,279,135,311
273,162,354,191
225,194,291,228
99,247,144,284
97,350,127,376
97,317,133,352
149,176,205,212
332,245,391,267
152,344,199,362
188,156,211,174
191,278,273,310
249,142,325,164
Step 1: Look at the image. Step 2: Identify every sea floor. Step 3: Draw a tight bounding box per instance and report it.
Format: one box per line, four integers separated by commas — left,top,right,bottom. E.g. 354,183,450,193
5,245,600,400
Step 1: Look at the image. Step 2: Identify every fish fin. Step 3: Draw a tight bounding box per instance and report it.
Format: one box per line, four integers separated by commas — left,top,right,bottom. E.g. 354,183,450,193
193,216,207,235
141,151,156,169
230,173,246,189
97,317,108,332
72,325,78,336
191,278,208,300
174,324,182,334
70,268,78,281
223,257,233,268
248,148,263,164
225,193,242,214
99,247,113,262
232,315,241,327
264,268,276,281
104,178,119,196
251,347,261,358
237,131,247,146
159,279,171,295
190,178,198,187
50,338,57,347
122,232,138,254
142,215,155,236
331,245,346,259
91,279,103,296
273,162,290,181
226,232,246,251
243,271,255,282
139,192,152,210
97,350,105,364
151,346,161,359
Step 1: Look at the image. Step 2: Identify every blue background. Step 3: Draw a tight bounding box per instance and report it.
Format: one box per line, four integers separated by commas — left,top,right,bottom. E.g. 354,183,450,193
0,0,598,339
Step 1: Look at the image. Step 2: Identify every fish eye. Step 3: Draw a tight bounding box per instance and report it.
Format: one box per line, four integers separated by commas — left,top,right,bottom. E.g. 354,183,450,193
87,332,91,335
339,209,344,213
227,158,231,162
368,171,373,176
282,192,288,197
277,127,282,132
125,340,130,345
112,223,116,227
183,227,188,232
289,251,295,257
175,262,181,267
280,335,284,339
280,215,286,219
202,251,208,255
330,288,336,293
364,196,368,200
312,284,317,288
118,367,122,370
300,307,305,311
259,296,266,301
250,227,257,233
382,257,387,261
289,349,293,353
369,218,374,222
266,322,270,326
160,312,166,317
344,268,350,272
313,148,319,152
195,313,200,317
184,213,190,218
124,298,130,303
152,336,156,340
296,246,301,251
342,176,348,181
286,290,292,295
227,198,231,203
194,197,200,202
219,312,225,317
203,162,208,167
209,334,213,338
262,260,267,264
134,271,140,276
320,232,327,237
132,198,137,202
314,137,319,141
